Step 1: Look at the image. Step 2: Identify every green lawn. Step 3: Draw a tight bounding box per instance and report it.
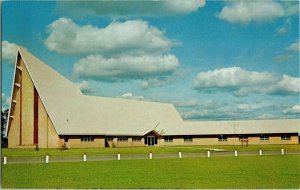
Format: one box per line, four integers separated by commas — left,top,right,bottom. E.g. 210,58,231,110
2,144,299,157
2,155,300,188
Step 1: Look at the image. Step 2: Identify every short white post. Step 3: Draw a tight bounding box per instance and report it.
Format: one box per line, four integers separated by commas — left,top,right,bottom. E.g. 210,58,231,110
4,155,7,165
179,151,182,158
46,154,49,163
149,152,152,159
83,153,87,162
281,149,284,155
259,149,262,156
117,153,121,160
207,151,210,158
234,150,238,157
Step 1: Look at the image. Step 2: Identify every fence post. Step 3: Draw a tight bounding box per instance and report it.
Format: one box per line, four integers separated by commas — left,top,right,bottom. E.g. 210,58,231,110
259,149,262,156
281,149,284,155
46,154,49,163
83,153,87,162
179,151,182,158
117,153,121,160
207,151,210,158
234,150,238,157
4,155,7,165
149,152,153,159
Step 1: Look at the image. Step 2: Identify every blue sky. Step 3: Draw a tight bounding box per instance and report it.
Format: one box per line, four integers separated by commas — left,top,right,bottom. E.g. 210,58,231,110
2,0,299,120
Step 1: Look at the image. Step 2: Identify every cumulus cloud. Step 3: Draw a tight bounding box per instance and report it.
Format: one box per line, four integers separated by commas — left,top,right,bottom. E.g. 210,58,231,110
281,1,299,16
286,39,299,52
217,0,284,24
45,18,173,55
193,67,300,96
46,18,181,88
56,0,205,18
283,105,300,114
2,41,18,63
73,54,179,81
118,93,144,101
177,99,287,120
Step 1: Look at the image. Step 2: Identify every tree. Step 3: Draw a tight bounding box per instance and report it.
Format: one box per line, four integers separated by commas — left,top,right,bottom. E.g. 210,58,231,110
1,109,9,148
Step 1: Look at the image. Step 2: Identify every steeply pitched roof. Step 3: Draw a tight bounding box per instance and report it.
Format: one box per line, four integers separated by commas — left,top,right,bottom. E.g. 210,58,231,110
18,47,183,136
8,47,299,137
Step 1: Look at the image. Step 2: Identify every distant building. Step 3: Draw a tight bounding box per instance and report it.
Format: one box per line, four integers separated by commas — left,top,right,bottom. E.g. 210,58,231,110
6,47,299,148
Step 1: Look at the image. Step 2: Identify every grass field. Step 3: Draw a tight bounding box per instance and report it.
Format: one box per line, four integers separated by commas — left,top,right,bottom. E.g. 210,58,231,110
2,144,299,157
2,155,299,188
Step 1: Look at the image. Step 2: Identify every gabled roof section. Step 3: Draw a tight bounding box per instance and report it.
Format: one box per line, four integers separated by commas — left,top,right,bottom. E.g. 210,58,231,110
18,47,83,133
15,47,183,136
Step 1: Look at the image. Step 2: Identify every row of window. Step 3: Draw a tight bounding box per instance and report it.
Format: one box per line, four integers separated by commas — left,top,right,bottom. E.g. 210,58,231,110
79,134,292,142
104,136,142,142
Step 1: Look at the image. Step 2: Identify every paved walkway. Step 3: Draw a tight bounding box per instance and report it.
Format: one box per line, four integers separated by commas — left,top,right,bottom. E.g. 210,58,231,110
2,150,299,164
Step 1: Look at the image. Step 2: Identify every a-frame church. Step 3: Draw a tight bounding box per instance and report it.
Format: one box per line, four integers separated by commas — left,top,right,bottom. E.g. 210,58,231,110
6,47,299,148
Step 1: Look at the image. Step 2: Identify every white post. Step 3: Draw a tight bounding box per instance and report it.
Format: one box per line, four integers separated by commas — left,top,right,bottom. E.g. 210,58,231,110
46,154,49,163
281,149,284,155
207,151,210,158
234,150,238,157
4,155,7,165
259,149,262,156
117,153,121,160
149,152,152,159
179,151,182,158
83,153,87,162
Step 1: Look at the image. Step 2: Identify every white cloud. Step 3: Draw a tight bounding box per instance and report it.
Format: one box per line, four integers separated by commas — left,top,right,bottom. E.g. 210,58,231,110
177,99,288,120
281,1,299,16
254,114,278,120
276,18,292,35
73,54,179,81
273,53,292,63
283,105,300,114
118,93,144,101
286,39,299,52
75,80,94,94
46,18,181,88
2,93,11,109
193,67,300,96
217,0,284,24
57,0,205,18
45,18,173,55
2,41,18,63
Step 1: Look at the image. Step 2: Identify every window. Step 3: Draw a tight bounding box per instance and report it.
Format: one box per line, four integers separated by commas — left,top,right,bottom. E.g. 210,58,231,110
260,134,269,141
184,136,193,142
218,135,227,141
117,137,128,142
132,137,142,141
239,135,248,141
81,135,94,142
281,134,291,141
164,136,173,142
105,136,114,142
64,136,69,142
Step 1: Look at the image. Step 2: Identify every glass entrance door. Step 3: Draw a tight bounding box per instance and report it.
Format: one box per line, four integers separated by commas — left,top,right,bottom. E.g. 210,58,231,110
145,136,157,146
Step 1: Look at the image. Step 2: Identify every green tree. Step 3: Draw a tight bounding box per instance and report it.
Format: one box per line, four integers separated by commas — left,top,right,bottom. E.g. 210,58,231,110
1,109,9,147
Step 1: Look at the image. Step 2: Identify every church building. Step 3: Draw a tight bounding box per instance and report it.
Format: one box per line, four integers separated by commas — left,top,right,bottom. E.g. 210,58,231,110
6,47,299,148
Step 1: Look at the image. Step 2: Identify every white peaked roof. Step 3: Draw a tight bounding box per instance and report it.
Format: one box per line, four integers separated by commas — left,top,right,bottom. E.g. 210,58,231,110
14,47,299,136
18,47,183,136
